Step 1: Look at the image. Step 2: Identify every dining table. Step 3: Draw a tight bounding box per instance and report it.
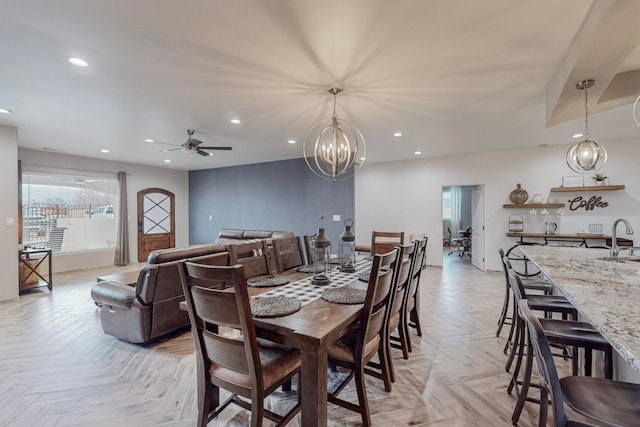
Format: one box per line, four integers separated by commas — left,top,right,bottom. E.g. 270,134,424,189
182,257,372,427
518,245,640,382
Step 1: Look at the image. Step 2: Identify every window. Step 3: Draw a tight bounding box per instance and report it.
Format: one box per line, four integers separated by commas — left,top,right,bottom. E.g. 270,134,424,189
21,170,119,252
442,189,452,220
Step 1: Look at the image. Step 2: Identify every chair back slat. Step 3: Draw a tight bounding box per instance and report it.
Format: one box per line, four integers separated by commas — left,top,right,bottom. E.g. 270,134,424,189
273,236,304,272
228,240,272,278
371,231,405,255
202,329,250,373
405,237,427,311
389,243,415,317
361,250,399,345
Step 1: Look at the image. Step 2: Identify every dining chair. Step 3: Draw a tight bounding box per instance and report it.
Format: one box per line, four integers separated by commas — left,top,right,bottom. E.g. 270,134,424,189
370,231,405,255
272,236,305,273
506,267,613,425
497,248,553,339
228,240,274,279
327,249,399,426
519,300,640,427
405,236,427,346
179,261,301,427
386,242,417,367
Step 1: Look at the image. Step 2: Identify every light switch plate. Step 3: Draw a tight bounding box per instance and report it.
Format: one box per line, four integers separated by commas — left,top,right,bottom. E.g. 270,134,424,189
333,215,341,222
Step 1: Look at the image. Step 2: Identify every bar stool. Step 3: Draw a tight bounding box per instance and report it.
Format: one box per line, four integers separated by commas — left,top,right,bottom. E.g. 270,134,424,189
507,268,614,425
519,300,640,427
496,248,552,338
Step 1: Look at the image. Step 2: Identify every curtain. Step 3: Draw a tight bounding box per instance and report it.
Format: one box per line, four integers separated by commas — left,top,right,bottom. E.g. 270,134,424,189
450,186,462,234
114,171,130,265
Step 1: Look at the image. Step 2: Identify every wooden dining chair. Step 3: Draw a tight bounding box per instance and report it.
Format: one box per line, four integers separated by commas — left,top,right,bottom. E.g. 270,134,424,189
405,236,427,346
370,231,405,255
179,261,301,427
386,242,417,370
228,240,274,279
519,300,640,427
327,249,399,426
272,236,305,273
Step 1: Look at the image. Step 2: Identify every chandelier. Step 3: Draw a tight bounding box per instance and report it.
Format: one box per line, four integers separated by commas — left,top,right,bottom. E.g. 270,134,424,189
566,79,607,173
303,88,366,181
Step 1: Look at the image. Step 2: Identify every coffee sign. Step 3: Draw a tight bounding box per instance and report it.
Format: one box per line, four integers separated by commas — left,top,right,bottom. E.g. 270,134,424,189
568,195,608,211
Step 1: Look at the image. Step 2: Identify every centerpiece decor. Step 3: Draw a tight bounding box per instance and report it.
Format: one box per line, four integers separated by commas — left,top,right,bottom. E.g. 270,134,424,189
338,219,356,273
310,228,332,286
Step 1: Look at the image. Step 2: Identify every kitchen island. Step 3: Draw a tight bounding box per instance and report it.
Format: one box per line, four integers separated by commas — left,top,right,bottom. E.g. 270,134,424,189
519,245,640,381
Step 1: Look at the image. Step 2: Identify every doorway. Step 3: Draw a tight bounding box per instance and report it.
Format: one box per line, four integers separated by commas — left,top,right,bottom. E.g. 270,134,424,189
442,185,485,271
137,188,175,262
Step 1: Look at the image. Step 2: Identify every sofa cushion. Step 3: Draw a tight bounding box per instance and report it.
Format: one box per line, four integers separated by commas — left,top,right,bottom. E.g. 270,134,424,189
218,229,245,239
147,243,227,264
243,230,274,239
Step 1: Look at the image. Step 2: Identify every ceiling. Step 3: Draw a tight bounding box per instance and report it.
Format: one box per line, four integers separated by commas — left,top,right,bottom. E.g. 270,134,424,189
1,0,640,171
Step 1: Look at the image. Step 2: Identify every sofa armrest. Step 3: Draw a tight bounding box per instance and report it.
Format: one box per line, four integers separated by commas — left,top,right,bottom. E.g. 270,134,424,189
91,281,136,309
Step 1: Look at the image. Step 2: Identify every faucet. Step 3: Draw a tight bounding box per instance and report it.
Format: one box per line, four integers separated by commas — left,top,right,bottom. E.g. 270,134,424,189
610,218,634,257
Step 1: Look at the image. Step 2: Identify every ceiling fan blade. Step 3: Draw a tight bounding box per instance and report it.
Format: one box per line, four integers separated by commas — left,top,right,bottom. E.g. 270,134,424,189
158,147,181,153
151,141,179,147
196,149,212,157
198,146,233,151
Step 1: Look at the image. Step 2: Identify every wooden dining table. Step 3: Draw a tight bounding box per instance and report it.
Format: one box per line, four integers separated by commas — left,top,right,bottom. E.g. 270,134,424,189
181,261,371,427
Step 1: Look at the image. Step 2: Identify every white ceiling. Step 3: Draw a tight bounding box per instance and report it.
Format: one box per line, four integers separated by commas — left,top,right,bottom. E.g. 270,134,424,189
1,0,639,171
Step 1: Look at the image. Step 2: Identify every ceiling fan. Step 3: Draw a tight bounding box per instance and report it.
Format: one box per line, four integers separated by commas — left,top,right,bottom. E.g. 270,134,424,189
151,130,232,157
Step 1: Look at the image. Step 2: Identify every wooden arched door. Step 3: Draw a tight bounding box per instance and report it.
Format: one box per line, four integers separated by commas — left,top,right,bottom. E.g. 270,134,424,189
137,188,175,262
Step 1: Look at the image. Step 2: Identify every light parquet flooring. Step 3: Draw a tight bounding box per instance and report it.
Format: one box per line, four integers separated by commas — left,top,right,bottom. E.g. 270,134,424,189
0,254,562,426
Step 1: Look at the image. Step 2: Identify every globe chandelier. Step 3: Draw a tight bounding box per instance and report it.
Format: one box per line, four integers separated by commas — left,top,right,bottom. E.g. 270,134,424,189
303,88,366,181
566,79,607,173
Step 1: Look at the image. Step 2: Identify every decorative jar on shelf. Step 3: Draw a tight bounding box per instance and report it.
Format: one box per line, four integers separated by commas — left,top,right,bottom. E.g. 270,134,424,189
509,183,528,205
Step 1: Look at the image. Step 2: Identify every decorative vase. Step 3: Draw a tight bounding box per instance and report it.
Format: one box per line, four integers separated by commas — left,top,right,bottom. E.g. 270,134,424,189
509,183,529,205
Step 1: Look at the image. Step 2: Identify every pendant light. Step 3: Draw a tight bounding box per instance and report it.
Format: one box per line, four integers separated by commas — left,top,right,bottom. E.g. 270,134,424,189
566,79,607,173
303,88,366,181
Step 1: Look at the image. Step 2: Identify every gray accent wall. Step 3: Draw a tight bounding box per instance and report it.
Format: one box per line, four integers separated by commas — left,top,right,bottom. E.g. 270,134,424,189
189,158,355,245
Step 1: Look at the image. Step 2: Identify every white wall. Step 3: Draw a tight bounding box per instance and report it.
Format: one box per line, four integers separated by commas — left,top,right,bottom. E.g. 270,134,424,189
18,149,189,273
355,138,640,270
0,125,19,302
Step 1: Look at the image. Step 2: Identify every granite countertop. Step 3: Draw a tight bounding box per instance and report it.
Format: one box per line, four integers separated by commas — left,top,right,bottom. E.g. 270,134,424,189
519,246,640,372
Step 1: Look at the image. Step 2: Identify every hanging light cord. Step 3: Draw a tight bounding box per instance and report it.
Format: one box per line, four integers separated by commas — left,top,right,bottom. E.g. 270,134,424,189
584,84,590,140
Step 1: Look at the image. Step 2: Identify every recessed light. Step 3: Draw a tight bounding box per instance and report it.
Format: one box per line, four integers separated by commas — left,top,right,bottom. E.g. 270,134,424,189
100,149,110,153
164,159,171,163
393,132,403,137
414,151,422,155
0,108,12,114
288,140,296,144
230,119,241,124
144,138,155,143
68,57,88,67
572,133,584,138
208,152,214,156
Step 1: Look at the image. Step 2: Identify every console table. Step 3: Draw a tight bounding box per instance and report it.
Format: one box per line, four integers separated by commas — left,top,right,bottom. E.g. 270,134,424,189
18,248,53,292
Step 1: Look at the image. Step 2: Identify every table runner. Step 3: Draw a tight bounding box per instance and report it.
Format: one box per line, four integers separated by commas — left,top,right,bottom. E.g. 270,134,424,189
255,258,372,305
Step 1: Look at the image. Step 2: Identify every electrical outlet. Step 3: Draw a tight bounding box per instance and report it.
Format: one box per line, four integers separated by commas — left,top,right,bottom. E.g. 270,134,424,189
6,217,15,227
208,214,213,221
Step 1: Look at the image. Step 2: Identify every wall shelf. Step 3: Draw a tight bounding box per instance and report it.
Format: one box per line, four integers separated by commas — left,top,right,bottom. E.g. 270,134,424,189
550,185,625,192
503,203,565,209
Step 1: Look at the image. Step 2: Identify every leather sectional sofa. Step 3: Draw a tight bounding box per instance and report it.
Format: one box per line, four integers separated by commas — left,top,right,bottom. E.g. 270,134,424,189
91,243,229,344
91,229,296,345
